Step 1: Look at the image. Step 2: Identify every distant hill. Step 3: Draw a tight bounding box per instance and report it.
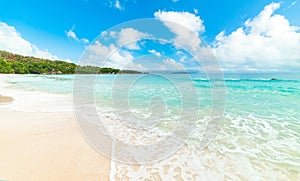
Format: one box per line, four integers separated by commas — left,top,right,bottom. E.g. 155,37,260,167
0,50,144,74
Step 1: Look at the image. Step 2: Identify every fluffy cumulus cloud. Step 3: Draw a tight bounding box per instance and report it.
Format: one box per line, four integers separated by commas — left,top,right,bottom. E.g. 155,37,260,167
117,28,149,50
100,28,149,50
154,10,205,51
154,10,217,72
83,41,125,67
213,3,300,70
0,22,61,60
83,28,147,70
154,10,204,34
84,40,146,70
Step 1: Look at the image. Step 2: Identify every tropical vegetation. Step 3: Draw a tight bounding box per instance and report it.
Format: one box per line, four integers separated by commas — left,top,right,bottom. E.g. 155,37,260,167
0,50,144,74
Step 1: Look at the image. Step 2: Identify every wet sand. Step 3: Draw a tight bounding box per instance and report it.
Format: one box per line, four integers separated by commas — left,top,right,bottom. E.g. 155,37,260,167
0,95,13,104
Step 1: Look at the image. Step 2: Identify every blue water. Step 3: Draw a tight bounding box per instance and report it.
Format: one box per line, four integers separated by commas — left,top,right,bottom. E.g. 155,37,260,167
6,73,300,116
3,73,300,179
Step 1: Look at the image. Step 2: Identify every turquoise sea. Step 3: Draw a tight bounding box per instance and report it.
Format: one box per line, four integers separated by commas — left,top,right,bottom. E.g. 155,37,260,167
2,73,300,180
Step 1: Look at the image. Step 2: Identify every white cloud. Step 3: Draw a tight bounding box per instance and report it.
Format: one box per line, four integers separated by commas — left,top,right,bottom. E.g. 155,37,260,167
213,3,300,70
154,10,204,33
0,22,62,60
83,40,135,69
65,26,89,44
84,41,115,64
154,11,205,51
82,28,150,69
148,49,161,57
81,38,89,44
65,26,79,41
100,28,148,50
117,28,149,50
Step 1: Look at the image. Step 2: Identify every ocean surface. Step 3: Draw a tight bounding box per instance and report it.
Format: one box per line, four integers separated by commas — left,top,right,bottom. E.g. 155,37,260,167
0,73,299,180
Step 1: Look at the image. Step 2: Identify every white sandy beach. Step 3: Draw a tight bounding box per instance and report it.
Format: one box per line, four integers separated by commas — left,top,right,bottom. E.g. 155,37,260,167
0,110,110,180
0,75,111,180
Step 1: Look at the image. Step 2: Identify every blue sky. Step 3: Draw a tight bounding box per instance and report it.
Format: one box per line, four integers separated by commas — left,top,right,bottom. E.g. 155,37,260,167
0,0,299,71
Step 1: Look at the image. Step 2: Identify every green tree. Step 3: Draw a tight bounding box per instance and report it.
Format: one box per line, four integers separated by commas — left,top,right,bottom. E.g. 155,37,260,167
99,67,120,74
0,58,14,74
11,61,29,74
26,61,53,74
53,61,76,74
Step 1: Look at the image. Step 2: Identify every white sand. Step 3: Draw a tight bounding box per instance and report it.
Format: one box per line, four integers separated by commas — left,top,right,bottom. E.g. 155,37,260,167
0,75,111,180
0,110,111,180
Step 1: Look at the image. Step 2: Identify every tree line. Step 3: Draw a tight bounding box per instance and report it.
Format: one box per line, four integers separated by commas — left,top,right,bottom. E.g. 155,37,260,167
0,50,144,74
